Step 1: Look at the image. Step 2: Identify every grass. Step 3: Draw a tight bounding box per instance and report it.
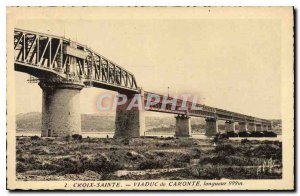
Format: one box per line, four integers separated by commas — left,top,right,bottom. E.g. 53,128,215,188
16,135,282,180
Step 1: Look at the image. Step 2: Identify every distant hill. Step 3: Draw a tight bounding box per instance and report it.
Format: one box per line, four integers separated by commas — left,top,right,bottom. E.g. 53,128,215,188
16,113,117,132
16,112,196,132
16,112,41,131
16,112,281,134
81,114,115,131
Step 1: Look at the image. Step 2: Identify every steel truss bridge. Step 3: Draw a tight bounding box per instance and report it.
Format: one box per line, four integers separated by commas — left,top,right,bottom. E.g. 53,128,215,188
14,28,272,127
14,28,138,92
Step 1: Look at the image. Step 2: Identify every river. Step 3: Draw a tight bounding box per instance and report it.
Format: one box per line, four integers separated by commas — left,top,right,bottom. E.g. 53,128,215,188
16,130,282,141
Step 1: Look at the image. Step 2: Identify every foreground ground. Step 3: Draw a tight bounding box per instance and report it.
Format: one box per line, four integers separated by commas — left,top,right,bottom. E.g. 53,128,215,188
16,136,282,181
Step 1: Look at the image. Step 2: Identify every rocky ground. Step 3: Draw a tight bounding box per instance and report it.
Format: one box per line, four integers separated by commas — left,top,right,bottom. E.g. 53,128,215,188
16,135,282,181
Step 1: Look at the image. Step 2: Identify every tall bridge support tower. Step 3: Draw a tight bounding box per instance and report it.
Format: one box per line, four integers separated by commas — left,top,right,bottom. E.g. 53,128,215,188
39,81,84,137
225,121,236,132
205,118,218,136
238,122,248,132
175,115,191,137
114,92,145,138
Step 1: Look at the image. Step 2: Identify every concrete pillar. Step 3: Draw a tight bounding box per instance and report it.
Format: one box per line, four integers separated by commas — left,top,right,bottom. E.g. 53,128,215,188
175,115,191,137
39,81,84,137
205,118,218,136
268,125,272,131
238,122,248,132
225,121,236,132
248,123,256,132
266,125,269,131
256,124,263,131
263,125,268,131
114,92,145,138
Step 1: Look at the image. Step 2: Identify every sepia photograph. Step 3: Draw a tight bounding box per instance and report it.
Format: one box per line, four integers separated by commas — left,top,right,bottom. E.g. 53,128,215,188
6,6,294,190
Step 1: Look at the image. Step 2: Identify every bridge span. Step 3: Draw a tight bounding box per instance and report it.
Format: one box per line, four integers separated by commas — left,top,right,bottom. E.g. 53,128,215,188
14,28,273,138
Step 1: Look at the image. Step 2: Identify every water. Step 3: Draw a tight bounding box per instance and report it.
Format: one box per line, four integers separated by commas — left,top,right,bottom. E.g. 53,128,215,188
145,132,282,141
230,135,282,141
16,131,282,141
82,132,114,138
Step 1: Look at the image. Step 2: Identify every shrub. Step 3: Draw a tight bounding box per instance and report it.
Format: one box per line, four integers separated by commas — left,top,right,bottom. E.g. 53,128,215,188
226,131,238,137
190,164,221,179
263,131,277,137
249,131,265,137
157,152,165,157
138,159,164,170
40,154,123,174
83,155,123,173
251,144,281,159
171,153,191,167
81,154,123,174
16,162,27,173
219,133,230,139
122,139,130,145
213,134,229,144
24,155,42,169
41,162,61,171
16,154,25,162
56,157,84,174
30,135,40,140
191,148,201,159
202,165,221,179
104,139,110,144
215,144,237,155
160,143,171,147
64,135,71,142
174,154,191,163
178,139,194,147
227,156,250,166
200,154,230,165
239,131,250,137
72,134,82,141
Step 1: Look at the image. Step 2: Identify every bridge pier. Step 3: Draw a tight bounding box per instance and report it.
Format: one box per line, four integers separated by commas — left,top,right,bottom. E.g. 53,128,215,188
225,121,236,132
175,115,191,137
205,118,218,136
39,81,84,137
114,93,145,138
238,122,248,132
256,124,263,131
248,123,256,132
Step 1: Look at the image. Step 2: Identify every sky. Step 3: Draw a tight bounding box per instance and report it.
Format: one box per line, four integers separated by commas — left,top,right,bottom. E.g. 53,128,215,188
14,8,282,119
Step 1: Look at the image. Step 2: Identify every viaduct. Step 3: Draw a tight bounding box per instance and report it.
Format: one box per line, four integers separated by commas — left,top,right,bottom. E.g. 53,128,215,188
14,28,273,138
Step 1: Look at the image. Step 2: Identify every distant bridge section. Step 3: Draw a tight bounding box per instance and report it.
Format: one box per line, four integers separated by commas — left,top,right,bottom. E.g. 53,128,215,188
144,91,272,126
